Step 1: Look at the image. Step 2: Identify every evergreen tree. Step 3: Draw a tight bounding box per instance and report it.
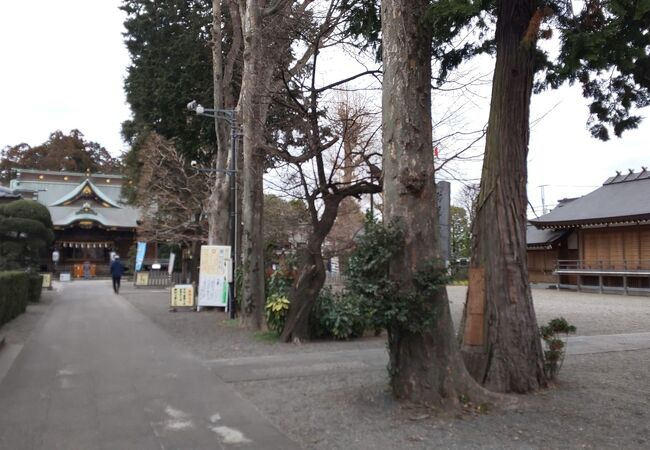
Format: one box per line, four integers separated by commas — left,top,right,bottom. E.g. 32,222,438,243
121,0,216,174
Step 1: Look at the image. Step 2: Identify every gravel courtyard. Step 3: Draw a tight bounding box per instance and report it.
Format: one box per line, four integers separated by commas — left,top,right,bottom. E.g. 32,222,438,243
123,284,650,449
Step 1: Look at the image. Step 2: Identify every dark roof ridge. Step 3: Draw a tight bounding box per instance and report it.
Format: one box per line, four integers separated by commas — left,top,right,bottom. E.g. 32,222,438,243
603,168,650,185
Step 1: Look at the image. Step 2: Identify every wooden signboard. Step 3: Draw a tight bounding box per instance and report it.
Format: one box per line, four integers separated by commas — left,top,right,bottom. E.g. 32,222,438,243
463,267,486,346
135,271,150,286
170,284,195,308
41,273,52,290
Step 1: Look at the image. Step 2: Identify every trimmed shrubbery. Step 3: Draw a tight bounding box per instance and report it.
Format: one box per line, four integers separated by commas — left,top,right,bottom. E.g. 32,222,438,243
308,288,366,340
27,273,43,303
0,271,42,327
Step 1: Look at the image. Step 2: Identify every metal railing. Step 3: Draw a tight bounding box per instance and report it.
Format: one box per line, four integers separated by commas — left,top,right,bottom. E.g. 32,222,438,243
556,259,650,272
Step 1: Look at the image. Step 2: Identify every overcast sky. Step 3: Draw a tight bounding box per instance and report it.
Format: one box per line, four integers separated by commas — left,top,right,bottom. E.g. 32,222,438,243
1,1,648,216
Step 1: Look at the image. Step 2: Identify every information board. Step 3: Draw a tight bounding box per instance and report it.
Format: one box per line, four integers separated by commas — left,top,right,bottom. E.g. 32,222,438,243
198,245,231,308
135,271,150,286
170,284,195,308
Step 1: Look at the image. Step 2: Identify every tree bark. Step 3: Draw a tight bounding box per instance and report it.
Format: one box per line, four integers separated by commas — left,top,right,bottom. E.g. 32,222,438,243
459,0,547,393
238,0,282,329
382,0,486,408
208,0,241,246
280,197,341,342
209,0,229,245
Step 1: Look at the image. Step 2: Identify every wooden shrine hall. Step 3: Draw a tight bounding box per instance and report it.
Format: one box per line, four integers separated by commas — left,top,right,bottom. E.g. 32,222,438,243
527,168,650,294
10,169,139,276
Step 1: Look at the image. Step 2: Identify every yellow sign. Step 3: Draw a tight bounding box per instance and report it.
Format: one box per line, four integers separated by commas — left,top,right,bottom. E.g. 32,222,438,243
171,284,195,307
41,273,52,289
135,271,150,286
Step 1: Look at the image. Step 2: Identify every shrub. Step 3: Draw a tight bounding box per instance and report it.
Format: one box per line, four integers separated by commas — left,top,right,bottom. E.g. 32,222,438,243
0,199,54,270
266,267,294,298
309,288,366,340
540,317,577,379
345,215,448,335
0,271,30,326
27,273,43,303
265,294,290,335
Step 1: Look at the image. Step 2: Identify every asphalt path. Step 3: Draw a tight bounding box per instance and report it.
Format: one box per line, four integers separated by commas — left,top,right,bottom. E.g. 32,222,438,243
0,280,298,450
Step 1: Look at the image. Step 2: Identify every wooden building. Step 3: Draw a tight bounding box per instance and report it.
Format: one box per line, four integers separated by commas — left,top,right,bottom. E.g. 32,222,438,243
527,169,650,294
9,169,139,276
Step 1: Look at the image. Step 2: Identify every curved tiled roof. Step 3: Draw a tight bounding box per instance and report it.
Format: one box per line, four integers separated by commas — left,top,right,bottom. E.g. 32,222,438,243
0,185,20,199
49,179,122,208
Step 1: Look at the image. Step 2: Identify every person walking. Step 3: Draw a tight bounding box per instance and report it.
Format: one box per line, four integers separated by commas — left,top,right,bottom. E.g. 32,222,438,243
110,255,125,294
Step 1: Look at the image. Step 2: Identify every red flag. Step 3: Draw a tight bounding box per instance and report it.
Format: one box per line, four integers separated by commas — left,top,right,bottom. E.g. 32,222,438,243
434,146,439,158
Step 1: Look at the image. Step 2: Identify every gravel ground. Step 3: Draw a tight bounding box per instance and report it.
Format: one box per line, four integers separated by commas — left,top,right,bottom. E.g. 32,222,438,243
233,350,650,449
122,283,650,449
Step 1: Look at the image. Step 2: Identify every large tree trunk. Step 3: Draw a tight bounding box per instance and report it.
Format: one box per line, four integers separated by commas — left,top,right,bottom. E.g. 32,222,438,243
382,0,485,408
281,197,341,342
238,0,279,329
459,0,547,393
207,0,239,246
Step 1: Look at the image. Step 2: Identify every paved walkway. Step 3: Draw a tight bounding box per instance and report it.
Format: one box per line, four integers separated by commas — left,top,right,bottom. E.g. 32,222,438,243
205,333,650,383
0,281,298,450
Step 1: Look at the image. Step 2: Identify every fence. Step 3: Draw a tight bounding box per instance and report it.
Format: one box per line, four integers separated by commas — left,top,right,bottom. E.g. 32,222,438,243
555,259,650,294
134,270,185,287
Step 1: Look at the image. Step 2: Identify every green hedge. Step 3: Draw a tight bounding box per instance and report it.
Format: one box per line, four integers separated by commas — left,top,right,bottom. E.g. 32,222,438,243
0,271,40,327
27,274,43,303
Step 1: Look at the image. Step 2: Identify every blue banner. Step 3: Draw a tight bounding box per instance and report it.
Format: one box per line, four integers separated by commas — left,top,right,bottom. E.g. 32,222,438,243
135,241,147,271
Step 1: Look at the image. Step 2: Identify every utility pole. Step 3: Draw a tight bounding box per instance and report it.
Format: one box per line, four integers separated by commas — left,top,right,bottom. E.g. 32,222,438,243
538,184,548,215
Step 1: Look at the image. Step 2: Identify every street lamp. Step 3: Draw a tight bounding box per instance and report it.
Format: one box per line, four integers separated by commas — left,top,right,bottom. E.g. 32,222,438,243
188,100,238,319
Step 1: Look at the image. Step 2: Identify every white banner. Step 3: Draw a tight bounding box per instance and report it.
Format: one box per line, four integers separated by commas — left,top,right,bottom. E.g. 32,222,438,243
168,252,176,275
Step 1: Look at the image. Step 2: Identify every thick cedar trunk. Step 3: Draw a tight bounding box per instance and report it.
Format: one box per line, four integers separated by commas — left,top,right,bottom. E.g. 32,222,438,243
382,0,485,408
459,0,547,393
281,198,341,342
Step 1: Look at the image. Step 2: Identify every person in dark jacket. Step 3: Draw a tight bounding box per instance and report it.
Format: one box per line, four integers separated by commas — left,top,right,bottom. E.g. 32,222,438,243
110,255,125,294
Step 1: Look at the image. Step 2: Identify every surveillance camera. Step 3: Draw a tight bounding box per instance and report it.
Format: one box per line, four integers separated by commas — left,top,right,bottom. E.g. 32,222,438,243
195,105,205,115
190,160,198,168
187,100,197,111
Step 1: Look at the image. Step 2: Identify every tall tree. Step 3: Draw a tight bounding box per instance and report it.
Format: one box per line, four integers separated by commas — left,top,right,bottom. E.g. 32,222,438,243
381,0,486,407
273,86,382,342
348,0,650,392
207,0,242,245
237,0,291,328
236,0,321,329
1,130,121,183
121,0,215,190
451,0,650,392
459,0,547,393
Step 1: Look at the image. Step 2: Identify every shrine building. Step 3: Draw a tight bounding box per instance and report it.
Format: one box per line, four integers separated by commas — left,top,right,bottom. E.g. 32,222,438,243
527,168,650,294
9,169,139,275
